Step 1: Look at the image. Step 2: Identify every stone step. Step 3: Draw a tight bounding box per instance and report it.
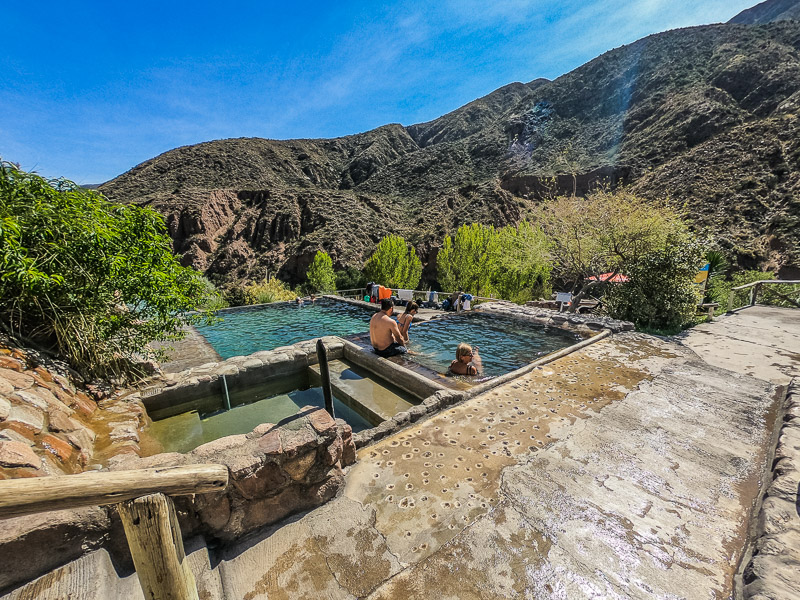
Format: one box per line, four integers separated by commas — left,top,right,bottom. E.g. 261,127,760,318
308,360,415,426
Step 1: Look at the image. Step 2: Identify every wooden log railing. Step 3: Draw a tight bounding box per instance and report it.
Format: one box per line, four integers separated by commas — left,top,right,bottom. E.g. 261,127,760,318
0,464,228,600
727,280,800,313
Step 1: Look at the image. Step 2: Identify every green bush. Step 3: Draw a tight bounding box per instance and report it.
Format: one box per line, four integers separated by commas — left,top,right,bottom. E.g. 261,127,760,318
306,250,336,293
197,276,228,310
245,278,297,304
0,162,209,379
605,236,703,332
364,234,422,290
334,266,367,291
223,285,249,307
437,221,551,301
537,189,691,312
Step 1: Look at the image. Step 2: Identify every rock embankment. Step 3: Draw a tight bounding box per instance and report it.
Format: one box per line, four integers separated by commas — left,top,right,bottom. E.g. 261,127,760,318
0,342,148,478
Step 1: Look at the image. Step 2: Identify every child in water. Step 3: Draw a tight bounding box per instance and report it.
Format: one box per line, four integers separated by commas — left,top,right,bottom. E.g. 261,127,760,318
449,343,482,376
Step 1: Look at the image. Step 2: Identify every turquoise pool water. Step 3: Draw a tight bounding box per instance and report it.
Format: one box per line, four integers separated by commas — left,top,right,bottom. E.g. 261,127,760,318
406,313,579,377
197,300,373,359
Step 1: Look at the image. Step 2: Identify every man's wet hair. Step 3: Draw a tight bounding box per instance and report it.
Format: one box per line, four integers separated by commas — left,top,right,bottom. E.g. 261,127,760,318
381,298,393,311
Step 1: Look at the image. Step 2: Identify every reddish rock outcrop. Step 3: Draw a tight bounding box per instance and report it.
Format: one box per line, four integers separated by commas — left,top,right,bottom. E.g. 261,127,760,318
0,341,148,478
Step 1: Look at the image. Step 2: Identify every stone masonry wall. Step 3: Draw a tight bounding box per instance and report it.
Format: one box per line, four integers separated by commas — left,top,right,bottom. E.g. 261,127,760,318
743,382,800,599
483,301,635,334
114,405,356,541
0,341,148,478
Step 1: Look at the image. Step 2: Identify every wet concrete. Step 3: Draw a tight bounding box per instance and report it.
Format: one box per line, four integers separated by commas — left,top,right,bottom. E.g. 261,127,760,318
217,329,784,599
678,305,800,384
151,326,222,373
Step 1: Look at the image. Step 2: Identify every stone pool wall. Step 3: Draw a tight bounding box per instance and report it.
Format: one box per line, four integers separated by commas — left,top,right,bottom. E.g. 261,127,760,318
0,405,356,593
139,336,345,419
743,381,800,599
0,339,147,479
484,301,635,333
111,406,356,541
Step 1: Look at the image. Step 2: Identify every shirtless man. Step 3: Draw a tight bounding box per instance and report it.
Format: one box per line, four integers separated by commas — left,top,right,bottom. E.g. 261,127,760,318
369,299,407,358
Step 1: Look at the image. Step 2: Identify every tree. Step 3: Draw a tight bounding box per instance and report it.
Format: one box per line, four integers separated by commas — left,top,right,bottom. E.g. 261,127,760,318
0,162,209,380
604,236,703,331
492,222,551,302
436,222,551,301
334,266,367,291
306,250,336,292
436,223,498,295
363,234,422,290
536,189,691,312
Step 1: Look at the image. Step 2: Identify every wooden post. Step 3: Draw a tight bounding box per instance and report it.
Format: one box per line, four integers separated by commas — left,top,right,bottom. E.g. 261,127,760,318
118,493,199,600
316,339,335,419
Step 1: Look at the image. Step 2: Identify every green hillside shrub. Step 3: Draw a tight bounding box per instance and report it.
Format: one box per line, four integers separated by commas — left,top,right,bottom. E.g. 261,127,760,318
437,222,550,301
0,162,209,379
335,266,367,291
364,235,422,290
604,236,703,332
306,250,336,293
245,278,297,304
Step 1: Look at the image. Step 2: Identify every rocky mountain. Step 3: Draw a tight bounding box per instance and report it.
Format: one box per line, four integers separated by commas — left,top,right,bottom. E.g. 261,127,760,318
100,18,800,285
729,0,800,25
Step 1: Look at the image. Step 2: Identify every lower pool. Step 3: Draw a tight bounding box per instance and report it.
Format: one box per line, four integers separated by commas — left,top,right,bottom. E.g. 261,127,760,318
143,384,373,455
406,313,579,377
196,300,373,359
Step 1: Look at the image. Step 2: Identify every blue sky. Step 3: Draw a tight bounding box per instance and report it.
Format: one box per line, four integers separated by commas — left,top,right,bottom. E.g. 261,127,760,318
2,0,757,184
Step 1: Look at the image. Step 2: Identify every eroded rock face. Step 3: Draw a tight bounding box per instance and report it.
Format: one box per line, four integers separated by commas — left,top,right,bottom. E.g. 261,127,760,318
110,406,357,541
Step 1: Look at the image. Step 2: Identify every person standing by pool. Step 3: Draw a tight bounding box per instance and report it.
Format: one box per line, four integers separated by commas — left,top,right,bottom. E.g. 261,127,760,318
370,299,407,358
449,343,482,376
397,301,418,342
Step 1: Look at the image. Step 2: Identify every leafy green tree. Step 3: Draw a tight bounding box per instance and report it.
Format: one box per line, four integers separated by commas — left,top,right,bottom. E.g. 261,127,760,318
306,250,336,292
604,236,703,332
436,222,551,301
363,234,422,289
334,266,367,291
492,221,552,303
437,223,498,295
0,162,209,379
536,189,691,312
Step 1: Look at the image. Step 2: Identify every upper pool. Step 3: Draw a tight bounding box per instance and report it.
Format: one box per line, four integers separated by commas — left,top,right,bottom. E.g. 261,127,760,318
196,300,373,359
405,313,579,377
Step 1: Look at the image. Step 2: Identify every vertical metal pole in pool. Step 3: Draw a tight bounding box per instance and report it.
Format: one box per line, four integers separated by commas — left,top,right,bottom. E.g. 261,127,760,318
316,339,335,419
221,374,232,411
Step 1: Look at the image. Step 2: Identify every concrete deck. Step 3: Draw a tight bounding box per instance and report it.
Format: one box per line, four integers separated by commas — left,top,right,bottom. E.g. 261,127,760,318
215,307,798,599
5,306,796,600
678,305,800,385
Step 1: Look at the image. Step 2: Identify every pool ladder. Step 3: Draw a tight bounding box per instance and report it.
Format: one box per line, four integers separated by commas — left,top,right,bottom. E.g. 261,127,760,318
221,374,232,411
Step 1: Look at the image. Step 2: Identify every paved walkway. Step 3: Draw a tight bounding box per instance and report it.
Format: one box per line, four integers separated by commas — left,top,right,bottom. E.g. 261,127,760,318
679,305,800,385
216,306,799,599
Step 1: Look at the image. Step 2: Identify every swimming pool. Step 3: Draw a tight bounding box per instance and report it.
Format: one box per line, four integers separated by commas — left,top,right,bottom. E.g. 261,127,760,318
405,313,579,377
196,300,373,359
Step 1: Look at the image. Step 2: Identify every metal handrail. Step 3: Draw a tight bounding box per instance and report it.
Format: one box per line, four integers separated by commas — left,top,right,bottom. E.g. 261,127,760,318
727,280,800,313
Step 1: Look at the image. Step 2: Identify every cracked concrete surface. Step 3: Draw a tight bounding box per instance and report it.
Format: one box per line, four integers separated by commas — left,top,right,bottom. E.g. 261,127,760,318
217,323,785,599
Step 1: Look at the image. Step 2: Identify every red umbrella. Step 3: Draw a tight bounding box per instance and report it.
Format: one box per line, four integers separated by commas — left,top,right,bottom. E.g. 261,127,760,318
587,272,629,283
